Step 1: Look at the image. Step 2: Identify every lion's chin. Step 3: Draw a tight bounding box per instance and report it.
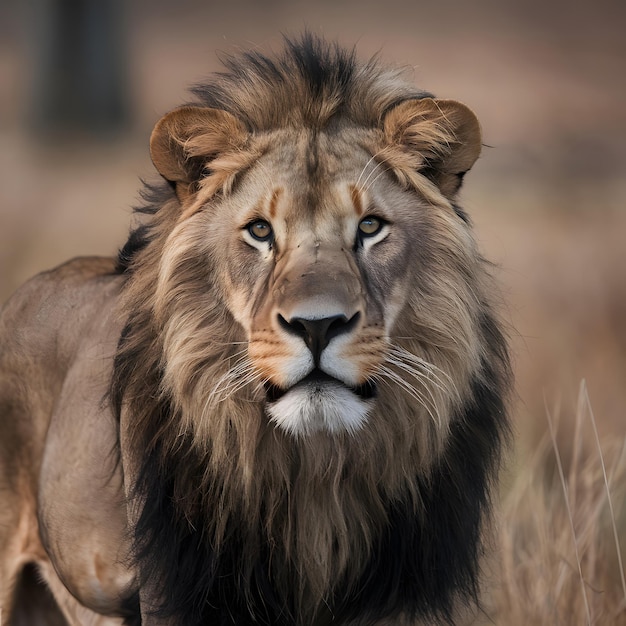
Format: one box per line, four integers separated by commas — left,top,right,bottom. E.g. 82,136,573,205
265,371,375,438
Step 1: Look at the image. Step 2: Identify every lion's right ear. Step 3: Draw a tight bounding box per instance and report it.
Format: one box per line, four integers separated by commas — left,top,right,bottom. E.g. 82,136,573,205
150,106,248,201
382,98,482,200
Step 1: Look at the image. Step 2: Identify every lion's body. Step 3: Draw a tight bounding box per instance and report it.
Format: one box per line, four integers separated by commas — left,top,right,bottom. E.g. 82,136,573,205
0,36,510,625
0,258,134,624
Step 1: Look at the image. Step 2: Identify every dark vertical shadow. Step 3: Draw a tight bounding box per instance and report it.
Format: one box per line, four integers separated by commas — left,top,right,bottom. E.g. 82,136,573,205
27,0,131,139
8,564,68,626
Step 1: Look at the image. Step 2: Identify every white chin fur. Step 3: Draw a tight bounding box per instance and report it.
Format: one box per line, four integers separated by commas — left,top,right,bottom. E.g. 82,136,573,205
266,381,372,438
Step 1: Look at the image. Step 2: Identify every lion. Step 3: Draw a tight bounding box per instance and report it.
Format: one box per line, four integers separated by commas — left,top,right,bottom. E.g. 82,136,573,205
0,35,510,625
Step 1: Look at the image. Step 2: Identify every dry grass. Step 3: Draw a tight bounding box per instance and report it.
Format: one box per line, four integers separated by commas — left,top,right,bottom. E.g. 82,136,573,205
482,382,626,625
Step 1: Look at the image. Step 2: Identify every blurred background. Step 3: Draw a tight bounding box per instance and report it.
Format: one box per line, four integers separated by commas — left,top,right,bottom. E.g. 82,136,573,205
1,0,625,452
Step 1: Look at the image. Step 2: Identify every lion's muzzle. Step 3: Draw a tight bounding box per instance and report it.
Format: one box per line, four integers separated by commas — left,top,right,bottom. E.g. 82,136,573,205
249,242,381,437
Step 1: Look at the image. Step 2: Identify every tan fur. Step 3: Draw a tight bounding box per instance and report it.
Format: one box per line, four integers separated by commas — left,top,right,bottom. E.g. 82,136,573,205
0,258,132,624
0,40,506,625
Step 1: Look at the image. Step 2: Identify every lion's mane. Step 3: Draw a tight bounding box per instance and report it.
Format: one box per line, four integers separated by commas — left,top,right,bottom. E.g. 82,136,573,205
111,34,510,626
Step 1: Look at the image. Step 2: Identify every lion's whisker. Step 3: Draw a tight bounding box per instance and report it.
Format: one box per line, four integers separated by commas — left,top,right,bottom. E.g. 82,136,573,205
387,347,450,384
355,152,383,190
377,364,442,428
211,367,260,404
388,345,460,400
362,164,394,195
203,355,260,411
383,358,446,421
384,354,449,399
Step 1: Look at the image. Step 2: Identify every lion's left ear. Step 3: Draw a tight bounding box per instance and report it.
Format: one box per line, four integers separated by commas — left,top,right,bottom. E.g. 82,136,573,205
150,106,248,201
383,98,482,200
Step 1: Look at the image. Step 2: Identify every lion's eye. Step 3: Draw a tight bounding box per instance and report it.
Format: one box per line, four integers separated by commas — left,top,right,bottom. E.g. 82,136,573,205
247,220,273,242
358,216,384,237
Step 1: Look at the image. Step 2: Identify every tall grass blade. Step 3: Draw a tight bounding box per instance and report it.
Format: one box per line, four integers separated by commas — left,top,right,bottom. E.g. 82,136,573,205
545,398,592,625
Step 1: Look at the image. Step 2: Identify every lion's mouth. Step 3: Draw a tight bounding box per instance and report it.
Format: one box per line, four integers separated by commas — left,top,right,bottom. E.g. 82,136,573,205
265,369,377,403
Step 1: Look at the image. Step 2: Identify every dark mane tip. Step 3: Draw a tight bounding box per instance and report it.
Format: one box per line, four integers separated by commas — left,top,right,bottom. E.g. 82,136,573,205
284,32,357,94
190,33,427,131
115,182,174,273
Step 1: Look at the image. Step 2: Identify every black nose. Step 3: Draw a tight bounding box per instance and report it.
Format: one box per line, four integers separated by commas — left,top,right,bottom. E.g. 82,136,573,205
278,312,360,364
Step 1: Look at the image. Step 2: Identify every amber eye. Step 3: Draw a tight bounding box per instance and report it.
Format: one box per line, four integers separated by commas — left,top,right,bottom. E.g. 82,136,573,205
358,216,384,237
247,220,273,242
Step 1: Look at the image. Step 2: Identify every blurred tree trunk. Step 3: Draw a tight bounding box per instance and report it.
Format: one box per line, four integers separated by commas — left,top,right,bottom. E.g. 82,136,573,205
29,0,130,138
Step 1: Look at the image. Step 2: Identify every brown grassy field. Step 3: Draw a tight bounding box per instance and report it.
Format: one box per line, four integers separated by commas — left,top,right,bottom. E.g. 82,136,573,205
483,386,626,625
1,0,625,623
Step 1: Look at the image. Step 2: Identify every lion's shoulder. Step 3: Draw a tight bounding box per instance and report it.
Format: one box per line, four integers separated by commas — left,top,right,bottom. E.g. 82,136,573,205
1,256,122,374
37,255,119,287
2,255,119,315
0,255,124,480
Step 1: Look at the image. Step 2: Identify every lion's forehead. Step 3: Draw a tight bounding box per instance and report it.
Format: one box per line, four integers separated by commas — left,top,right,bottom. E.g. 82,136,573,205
278,183,367,241
244,128,379,223
214,127,419,337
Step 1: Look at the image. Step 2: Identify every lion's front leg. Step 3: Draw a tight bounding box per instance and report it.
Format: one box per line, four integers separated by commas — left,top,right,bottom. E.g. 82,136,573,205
36,560,129,626
36,297,139,619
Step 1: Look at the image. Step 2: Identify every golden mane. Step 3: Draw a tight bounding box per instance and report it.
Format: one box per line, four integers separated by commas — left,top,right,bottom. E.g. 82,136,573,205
107,34,511,625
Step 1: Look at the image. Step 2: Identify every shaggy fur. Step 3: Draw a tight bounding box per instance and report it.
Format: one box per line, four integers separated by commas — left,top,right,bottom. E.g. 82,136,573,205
109,34,510,625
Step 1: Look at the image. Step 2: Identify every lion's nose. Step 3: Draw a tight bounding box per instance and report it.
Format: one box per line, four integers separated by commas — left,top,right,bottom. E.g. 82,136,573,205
278,313,360,364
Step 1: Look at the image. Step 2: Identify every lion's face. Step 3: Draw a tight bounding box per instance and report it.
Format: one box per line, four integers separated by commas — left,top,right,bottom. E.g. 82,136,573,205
216,129,410,436
149,98,483,440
